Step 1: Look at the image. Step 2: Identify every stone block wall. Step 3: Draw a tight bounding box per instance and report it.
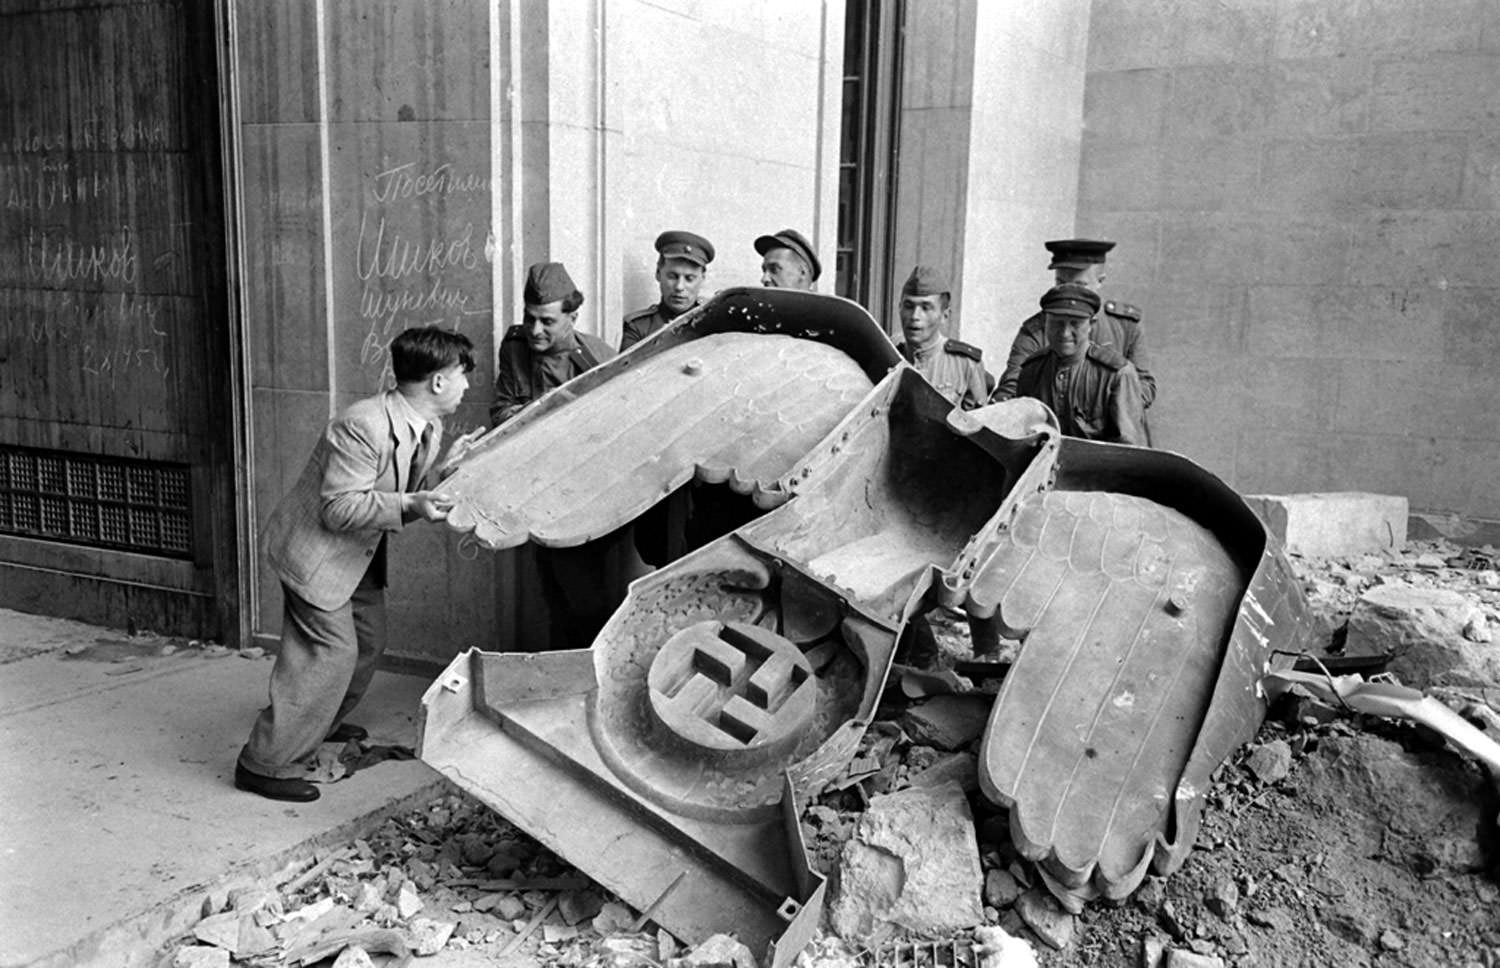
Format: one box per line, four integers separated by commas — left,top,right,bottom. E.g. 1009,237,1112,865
1075,0,1500,518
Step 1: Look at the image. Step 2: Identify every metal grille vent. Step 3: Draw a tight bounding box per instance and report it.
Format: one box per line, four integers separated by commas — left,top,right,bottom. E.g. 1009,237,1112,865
0,446,193,559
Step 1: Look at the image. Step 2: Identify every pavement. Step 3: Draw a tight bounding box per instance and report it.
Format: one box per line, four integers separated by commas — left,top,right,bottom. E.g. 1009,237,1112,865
0,607,447,968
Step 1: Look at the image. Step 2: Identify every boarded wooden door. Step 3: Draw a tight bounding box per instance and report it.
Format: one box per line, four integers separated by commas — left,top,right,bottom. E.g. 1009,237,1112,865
0,0,238,640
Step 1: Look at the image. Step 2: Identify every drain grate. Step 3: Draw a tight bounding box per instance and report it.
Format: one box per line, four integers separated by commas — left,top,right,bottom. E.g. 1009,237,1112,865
869,938,976,968
0,446,193,559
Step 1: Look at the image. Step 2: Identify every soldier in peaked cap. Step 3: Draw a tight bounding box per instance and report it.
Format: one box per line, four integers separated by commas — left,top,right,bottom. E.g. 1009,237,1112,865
992,239,1155,417
894,265,992,411
755,228,821,291
491,261,617,425
1014,283,1147,446
619,230,716,352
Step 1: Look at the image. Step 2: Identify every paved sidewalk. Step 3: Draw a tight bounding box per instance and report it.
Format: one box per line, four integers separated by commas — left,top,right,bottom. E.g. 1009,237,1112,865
0,608,446,968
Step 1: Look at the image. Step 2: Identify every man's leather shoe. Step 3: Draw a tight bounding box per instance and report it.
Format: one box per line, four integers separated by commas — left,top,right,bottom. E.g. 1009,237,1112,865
326,722,368,743
235,764,320,802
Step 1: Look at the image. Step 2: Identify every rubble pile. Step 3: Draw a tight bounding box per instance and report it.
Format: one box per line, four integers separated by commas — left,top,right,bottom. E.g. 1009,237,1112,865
167,540,1499,968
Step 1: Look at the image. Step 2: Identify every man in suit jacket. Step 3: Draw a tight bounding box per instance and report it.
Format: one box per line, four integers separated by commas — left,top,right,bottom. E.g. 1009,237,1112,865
237,326,478,802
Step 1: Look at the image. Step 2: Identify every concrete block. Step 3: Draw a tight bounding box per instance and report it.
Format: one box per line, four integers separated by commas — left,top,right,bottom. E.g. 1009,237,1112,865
1082,69,1170,141
1158,137,1262,211
1345,581,1498,688
1230,430,1338,498
828,782,984,944
1164,65,1273,140
899,695,992,751
1349,211,1500,290
1371,54,1499,133
1275,0,1487,58
1246,284,1443,363
1461,135,1500,210
1335,359,1500,440
1268,57,1371,135
1076,138,1160,212
1243,492,1408,557
1443,287,1500,366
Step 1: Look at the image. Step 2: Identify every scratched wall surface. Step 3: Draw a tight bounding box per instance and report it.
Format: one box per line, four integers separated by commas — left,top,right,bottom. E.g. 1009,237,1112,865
237,0,505,659
0,0,233,637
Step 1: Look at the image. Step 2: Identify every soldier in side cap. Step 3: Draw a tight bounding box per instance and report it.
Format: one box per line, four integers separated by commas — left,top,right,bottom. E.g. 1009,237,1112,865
490,261,617,425
619,230,716,352
492,262,630,651
755,228,820,291
894,265,992,410
1014,284,1147,446
992,239,1155,413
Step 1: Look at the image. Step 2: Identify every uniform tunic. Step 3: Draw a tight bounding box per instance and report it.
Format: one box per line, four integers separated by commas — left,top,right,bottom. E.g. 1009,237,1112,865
490,325,617,426
994,301,1155,406
1015,343,1147,446
897,337,992,410
619,303,688,352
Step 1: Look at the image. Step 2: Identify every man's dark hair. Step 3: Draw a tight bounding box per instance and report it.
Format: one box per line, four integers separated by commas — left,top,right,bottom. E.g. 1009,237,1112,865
560,289,585,314
391,326,476,383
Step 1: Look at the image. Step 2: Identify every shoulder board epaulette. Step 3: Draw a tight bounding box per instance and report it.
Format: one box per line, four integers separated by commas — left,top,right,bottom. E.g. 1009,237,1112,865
943,339,982,361
1103,300,1141,322
1087,343,1128,369
501,324,527,342
622,304,658,322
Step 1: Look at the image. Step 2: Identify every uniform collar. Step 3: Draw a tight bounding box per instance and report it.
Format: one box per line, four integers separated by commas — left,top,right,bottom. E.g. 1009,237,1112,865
389,388,431,440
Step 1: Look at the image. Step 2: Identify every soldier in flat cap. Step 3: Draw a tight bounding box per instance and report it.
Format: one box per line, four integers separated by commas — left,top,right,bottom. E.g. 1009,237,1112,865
894,265,992,410
755,228,820,292
992,239,1155,414
491,262,631,651
620,230,716,352
1014,284,1147,446
491,262,616,425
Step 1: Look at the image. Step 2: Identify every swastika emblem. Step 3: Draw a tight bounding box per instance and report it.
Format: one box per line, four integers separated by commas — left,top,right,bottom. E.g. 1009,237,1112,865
647,620,817,756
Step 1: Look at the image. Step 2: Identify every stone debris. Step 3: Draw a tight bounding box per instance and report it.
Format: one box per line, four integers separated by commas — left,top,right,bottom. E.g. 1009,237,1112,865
983,869,1021,909
329,945,375,968
683,932,758,968
409,916,457,955
828,782,984,942
1346,580,1498,687
1202,876,1239,918
972,925,1038,968
173,946,230,968
1165,950,1225,968
897,695,992,750
1013,888,1074,950
1242,739,1291,784
1243,492,1407,559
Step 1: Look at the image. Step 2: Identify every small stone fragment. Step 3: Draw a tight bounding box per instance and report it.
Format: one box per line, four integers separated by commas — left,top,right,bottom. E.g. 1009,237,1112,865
898,696,992,751
684,933,757,968
972,924,1039,968
658,928,679,962
354,882,384,913
408,917,457,956
1203,876,1239,918
1014,889,1074,950
331,945,377,968
471,892,503,914
1464,616,1492,643
173,946,230,968
239,646,266,659
395,881,424,920
1134,877,1166,914
1139,934,1167,968
1244,740,1292,784
1379,929,1404,951
495,894,527,921
542,923,579,943
192,911,240,950
1158,900,1188,941
1165,951,1224,968
597,936,658,968
592,900,635,935
558,888,604,925
984,869,1021,909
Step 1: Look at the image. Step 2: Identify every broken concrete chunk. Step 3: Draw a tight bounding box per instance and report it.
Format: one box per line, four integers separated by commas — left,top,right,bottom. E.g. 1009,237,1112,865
354,882,384,913
903,750,979,791
898,695,992,751
972,924,1039,968
1139,934,1168,968
495,894,527,921
1347,581,1498,688
191,911,241,950
331,945,377,968
172,946,230,968
591,900,635,935
983,869,1021,909
1014,889,1074,950
1202,876,1239,918
1243,740,1291,784
408,917,457,956
1244,492,1407,558
684,933,758,968
395,880,424,920
828,782,984,943
558,888,604,925
597,935,659,968
1165,950,1224,968
543,923,579,944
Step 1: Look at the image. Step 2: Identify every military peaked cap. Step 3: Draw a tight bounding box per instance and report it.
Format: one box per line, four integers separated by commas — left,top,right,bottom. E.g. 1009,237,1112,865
1044,238,1116,270
1039,283,1102,318
753,228,822,281
655,230,714,267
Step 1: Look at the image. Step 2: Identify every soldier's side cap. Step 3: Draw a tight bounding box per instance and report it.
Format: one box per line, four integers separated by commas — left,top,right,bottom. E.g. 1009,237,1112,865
753,228,822,280
1039,283,1102,318
655,230,715,267
1044,238,1116,270
901,265,950,297
524,261,581,306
